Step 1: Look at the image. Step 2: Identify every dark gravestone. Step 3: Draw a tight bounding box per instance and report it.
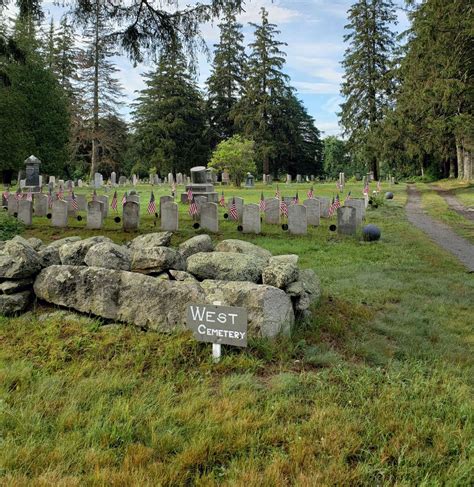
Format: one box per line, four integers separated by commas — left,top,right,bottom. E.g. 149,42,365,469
24,155,41,189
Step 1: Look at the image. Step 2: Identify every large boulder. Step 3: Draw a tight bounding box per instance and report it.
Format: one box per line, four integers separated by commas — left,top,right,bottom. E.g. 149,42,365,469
129,232,172,250
0,278,34,294
187,252,265,282
27,237,44,251
59,236,112,266
262,257,299,289
169,270,197,282
38,236,82,267
201,280,294,337
131,246,185,274
215,239,272,262
0,236,42,279
178,235,214,260
84,242,131,271
0,291,32,315
271,254,299,265
298,269,322,305
33,265,206,331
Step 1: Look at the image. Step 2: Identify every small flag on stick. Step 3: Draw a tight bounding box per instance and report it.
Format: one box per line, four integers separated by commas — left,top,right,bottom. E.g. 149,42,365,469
121,192,127,206
111,191,118,211
275,185,281,200
229,197,238,221
293,192,299,205
187,187,193,204
259,192,266,212
344,191,352,205
280,199,288,217
219,191,225,207
71,191,79,211
147,191,157,214
307,186,314,199
189,196,199,218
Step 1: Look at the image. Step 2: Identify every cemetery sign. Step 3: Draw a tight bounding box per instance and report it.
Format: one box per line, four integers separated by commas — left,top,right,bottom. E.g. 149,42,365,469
186,304,248,347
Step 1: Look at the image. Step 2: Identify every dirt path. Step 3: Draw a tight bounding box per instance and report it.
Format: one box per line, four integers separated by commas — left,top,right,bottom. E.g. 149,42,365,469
406,185,474,272
431,186,474,222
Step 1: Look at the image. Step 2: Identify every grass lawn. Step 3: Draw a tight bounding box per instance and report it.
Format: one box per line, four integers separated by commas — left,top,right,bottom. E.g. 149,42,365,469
433,179,474,208
1,181,473,485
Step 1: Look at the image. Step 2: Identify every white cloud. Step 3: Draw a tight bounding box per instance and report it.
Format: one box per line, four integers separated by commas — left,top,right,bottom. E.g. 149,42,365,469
238,0,301,24
317,121,342,136
293,81,340,95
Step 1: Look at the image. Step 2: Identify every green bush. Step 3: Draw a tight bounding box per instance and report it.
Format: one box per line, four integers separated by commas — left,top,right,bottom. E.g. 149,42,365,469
0,212,24,240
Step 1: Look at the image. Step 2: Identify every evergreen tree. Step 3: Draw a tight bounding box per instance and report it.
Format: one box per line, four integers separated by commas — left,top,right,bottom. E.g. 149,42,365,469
206,6,246,146
234,7,290,175
130,42,209,176
322,136,351,178
78,0,124,179
340,0,397,180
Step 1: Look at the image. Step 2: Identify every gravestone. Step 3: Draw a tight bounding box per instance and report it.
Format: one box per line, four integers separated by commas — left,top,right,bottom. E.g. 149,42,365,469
168,173,174,185
20,179,26,189
58,180,65,192
127,191,140,204
7,194,18,216
77,179,83,188
176,173,183,185
66,180,73,190
48,176,56,187
24,155,41,190
200,202,219,233
296,174,302,183
119,176,127,186
243,204,261,234
288,205,307,235
227,196,244,221
18,200,32,226
51,199,68,227
94,172,103,188
222,171,230,185
161,201,178,232
303,198,320,226
34,193,48,217
344,198,365,227
97,195,109,217
111,172,117,186
337,207,357,235
283,196,293,205
286,174,292,183
339,172,345,189
264,198,280,224
244,173,255,188
86,200,104,229
132,174,138,186
159,195,173,216
318,197,330,218
123,201,140,231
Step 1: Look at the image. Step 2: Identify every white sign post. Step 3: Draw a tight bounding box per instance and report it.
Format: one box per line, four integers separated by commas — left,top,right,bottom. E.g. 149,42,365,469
186,301,248,363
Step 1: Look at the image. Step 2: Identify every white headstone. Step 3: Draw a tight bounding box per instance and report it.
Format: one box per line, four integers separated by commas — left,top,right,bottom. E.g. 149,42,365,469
242,204,261,234
288,205,307,235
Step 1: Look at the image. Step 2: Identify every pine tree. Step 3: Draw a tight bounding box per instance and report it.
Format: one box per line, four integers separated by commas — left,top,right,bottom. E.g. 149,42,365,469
130,42,209,176
234,7,289,175
78,0,124,179
206,6,246,146
340,0,397,180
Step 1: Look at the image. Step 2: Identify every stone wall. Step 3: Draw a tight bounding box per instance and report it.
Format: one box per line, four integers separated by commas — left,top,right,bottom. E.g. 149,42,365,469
0,234,321,338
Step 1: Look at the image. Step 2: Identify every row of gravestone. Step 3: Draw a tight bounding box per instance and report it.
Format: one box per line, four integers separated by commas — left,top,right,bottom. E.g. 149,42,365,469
8,192,366,236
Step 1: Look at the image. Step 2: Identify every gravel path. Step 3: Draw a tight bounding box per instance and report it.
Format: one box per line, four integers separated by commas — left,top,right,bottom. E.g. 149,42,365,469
431,185,474,221
406,185,474,272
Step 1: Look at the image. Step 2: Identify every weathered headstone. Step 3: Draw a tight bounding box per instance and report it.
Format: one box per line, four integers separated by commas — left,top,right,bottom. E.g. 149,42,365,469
111,171,117,186
77,179,83,188
18,199,32,226
132,174,138,186
94,172,103,189
119,175,127,186
66,180,73,190
242,203,261,234
97,195,109,217
123,201,140,231
288,205,307,235
337,207,357,235
286,174,292,184
318,197,330,218
87,200,104,229
222,171,230,185
244,173,255,188
176,173,183,185
24,155,41,190
160,201,178,231
339,172,345,189
303,198,320,226
51,199,68,227
168,173,174,185
159,195,173,216
200,202,219,233
296,174,302,183
264,198,280,224
127,191,140,204
344,198,365,227
48,176,56,187
33,193,48,217
76,194,87,211
7,194,18,216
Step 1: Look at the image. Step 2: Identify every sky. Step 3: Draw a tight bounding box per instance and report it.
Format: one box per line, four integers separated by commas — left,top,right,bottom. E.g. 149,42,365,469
12,0,410,138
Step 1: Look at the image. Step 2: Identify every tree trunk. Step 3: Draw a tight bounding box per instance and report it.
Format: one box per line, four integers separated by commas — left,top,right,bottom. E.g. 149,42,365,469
463,143,472,181
89,0,101,181
456,139,464,180
449,156,456,178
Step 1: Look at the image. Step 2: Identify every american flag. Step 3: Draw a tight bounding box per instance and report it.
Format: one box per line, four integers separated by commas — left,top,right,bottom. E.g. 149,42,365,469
147,191,157,214
229,197,238,220
293,192,299,205
307,186,314,199
189,196,199,217
111,191,118,211
363,180,369,195
328,196,336,217
15,188,22,200
48,189,53,208
92,189,97,201
334,193,341,211
121,192,127,206
275,185,281,200
259,192,266,212
344,191,352,205
187,187,193,203
280,199,288,217
219,191,226,207
26,189,33,201
71,191,79,210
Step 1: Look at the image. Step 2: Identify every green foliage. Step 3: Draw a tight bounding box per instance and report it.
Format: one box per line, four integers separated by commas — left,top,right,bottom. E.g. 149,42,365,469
130,42,209,176
340,0,397,180
208,135,256,186
0,212,24,240
323,136,351,178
